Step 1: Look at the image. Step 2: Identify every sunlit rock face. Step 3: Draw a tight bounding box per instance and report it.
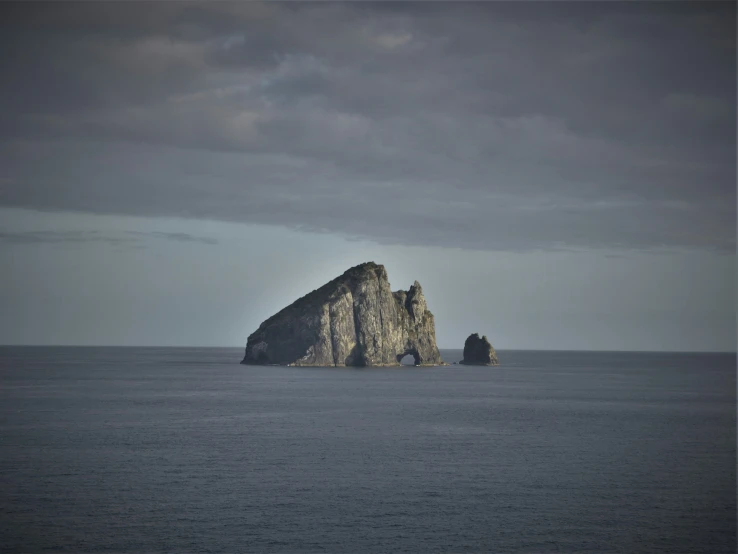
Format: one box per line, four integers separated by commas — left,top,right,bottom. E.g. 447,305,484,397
459,333,499,366
241,262,444,367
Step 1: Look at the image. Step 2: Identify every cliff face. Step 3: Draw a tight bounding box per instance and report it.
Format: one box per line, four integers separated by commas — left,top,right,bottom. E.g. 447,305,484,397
459,333,499,366
242,262,444,367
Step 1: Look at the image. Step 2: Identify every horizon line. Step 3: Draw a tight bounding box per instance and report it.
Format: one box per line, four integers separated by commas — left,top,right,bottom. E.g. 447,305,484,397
0,344,735,355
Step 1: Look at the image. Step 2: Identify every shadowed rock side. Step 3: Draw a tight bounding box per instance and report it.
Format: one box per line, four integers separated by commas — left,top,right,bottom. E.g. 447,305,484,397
459,333,499,366
241,262,445,367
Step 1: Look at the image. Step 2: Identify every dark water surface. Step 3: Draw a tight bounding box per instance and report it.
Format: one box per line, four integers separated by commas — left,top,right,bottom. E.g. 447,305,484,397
1,347,735,553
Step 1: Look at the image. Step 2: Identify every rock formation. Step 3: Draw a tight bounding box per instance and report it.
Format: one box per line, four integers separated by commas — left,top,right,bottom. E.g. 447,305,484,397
241,262,445,367
459,333,499,365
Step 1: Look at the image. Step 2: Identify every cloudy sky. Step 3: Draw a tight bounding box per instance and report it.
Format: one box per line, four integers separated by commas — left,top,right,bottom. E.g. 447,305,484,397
1,2,735,351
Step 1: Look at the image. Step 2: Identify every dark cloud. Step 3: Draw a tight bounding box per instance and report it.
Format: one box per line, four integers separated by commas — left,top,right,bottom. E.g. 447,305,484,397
0,230,136,246
0,229,217,247
127,231,218,245
0,2,734,252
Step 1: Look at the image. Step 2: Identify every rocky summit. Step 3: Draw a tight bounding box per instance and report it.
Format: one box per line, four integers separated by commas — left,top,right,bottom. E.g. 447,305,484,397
459,333,499,366
241,262,445,367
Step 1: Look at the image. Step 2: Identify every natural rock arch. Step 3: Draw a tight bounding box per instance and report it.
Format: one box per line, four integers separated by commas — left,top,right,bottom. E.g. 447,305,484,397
397,349,420,365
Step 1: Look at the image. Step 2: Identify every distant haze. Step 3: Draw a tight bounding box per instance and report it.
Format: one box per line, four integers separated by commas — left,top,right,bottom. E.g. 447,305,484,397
0,3,735,351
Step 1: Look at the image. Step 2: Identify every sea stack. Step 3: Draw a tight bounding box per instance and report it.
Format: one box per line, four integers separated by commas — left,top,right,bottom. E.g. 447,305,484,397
241,262,445,367
459,333,499,365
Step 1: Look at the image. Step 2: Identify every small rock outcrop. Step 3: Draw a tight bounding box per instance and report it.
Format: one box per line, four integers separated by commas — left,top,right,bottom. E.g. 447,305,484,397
459,333,499,365
241,262,445,367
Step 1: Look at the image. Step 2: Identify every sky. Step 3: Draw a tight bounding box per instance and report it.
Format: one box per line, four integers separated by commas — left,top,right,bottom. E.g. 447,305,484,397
0,1,735,351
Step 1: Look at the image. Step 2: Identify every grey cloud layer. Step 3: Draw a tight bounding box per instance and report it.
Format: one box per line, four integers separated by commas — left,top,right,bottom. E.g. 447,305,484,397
1,2,734,251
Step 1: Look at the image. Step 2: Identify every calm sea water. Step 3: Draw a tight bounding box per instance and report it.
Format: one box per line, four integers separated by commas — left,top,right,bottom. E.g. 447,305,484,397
0,347,735,553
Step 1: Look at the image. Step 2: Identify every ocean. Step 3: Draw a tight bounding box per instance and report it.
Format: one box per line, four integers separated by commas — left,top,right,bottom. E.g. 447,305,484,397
0,347,735,553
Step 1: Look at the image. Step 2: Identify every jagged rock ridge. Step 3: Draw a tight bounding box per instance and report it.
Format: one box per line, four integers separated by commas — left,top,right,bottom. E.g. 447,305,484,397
242,262,445,367
459,333,499,365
